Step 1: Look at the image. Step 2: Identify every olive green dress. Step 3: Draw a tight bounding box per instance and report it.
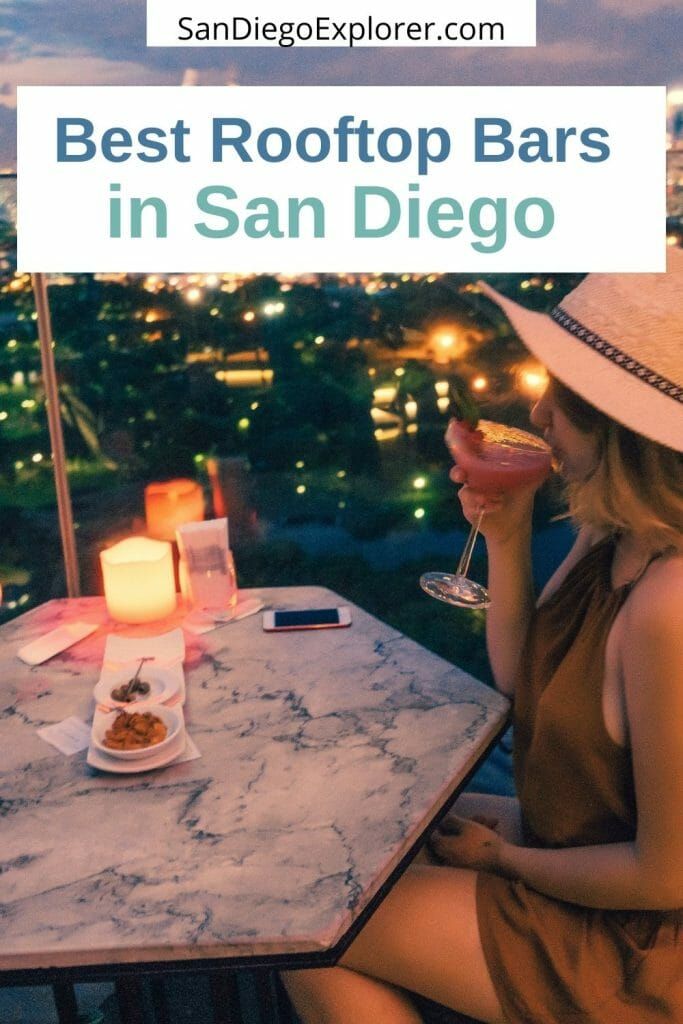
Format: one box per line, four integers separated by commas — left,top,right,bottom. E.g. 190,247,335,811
476,537,682,1022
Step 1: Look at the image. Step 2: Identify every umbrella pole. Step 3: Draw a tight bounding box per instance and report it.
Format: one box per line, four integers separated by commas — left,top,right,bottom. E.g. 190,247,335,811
31,272,81,598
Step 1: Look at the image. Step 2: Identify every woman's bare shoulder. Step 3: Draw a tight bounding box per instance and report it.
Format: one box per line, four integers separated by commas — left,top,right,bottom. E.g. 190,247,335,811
622,551,683,633
537,525,606,606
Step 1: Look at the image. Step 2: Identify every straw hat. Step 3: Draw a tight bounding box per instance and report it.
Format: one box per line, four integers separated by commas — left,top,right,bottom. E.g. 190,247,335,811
479,248,683,452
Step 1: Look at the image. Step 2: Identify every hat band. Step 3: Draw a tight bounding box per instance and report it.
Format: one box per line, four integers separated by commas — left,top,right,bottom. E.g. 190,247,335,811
550,307,683,405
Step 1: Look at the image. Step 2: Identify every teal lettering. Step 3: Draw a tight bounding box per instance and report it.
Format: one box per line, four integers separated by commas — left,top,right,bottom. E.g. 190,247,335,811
354,186,400,237
195,186,240,238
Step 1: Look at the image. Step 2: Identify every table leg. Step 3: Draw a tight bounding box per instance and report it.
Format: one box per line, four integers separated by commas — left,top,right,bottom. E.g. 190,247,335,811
52,983,79,1024
115,977,146,1024
149,977,171,1024
208,972,242,1024
253,970,282,1023
274,972,298,1024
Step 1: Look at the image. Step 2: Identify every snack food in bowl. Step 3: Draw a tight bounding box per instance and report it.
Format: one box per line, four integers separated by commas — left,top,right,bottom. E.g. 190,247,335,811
91,704,183,761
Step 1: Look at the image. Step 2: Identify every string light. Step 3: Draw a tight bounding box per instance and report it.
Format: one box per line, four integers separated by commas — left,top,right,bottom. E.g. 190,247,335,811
374,426,401,442
517,363,549,399
373,385,398,405
431,328,468,362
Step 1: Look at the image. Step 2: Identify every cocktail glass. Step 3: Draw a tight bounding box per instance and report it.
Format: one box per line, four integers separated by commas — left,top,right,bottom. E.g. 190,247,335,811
420,419,552,608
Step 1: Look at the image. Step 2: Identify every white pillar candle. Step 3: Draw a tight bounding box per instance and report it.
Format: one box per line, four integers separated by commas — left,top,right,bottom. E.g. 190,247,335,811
101,537,176,624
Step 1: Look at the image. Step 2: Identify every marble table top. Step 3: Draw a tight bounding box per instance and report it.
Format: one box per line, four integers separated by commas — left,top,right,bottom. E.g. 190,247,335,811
0,589,509,974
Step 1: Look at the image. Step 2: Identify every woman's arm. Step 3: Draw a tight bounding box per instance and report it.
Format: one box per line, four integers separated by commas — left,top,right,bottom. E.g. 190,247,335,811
498,839,678,911
484,532,535,696
433,817,681,911
617,560,683,907
453,471,538,696
433,560,683,910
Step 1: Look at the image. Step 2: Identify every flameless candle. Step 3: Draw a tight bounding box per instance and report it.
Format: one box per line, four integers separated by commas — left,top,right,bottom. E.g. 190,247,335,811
145,478,205,541
101,537,176,624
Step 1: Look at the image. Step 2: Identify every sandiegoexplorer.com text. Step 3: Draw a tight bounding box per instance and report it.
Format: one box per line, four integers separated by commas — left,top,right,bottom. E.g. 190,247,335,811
176,15,506,47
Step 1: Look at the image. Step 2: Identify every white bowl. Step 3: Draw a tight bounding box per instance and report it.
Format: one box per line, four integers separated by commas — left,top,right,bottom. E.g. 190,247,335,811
91,704,183,761
93,665,177,708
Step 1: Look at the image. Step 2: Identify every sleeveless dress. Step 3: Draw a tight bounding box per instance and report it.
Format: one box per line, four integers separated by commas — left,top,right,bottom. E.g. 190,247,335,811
475,536,682,1023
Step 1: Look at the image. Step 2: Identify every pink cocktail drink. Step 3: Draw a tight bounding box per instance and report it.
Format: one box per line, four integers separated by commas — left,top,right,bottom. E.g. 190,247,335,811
420,415,552,608
445,419,552,493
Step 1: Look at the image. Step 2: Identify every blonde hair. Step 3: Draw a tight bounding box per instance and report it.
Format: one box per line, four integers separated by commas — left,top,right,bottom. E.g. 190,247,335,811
551,379,683,553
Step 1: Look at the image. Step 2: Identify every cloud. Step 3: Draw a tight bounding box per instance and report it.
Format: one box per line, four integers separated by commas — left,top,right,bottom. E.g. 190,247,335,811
599,0,680,17
0,55,176,107
0,0,680,98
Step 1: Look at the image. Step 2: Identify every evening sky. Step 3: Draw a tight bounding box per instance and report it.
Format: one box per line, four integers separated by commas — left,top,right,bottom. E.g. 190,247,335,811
0,0,681,165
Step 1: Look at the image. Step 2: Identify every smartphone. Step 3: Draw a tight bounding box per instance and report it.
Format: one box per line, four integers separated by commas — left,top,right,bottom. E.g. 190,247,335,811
263,607,352,631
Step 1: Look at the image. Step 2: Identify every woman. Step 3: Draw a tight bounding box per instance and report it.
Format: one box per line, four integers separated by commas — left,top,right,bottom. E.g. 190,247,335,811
283,253,683,1024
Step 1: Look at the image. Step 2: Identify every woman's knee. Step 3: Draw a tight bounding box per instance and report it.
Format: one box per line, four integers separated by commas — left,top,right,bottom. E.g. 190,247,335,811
281,965,425,1024
280,967,342,1024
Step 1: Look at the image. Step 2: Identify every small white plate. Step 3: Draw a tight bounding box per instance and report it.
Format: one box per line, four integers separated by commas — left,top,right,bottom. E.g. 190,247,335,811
91,704,183,761
86,728,189,774
93,666,179,709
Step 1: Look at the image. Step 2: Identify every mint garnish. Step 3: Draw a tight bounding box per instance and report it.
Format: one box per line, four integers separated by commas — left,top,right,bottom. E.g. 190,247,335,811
449,380,480,430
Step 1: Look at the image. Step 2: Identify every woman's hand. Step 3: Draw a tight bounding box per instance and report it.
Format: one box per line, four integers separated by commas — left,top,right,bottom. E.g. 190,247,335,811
427,815,505,874
450,466,537,548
